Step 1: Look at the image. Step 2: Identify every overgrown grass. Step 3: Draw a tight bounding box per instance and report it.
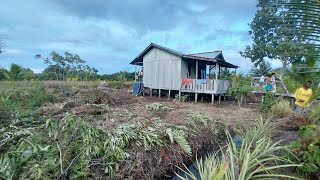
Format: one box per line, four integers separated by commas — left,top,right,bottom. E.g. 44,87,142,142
270,100,292,118
107,80,133,88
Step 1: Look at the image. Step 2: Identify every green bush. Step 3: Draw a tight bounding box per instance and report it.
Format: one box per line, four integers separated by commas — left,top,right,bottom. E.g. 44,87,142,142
261,92,275,113
290,124,320,175
228,85,252,107
311,106,320,123
270,100,291,118
283,76,301,94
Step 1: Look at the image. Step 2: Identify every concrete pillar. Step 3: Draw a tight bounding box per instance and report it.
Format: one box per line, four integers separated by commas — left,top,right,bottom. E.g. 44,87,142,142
150,88,152,97
168,90,171,100
201,94,204,102
159,89,161,98
195,93,198,103
179,91,181,101
218,94,221,104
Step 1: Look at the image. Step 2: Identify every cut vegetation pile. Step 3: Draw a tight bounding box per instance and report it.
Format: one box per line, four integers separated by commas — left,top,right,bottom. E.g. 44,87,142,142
0,83,227,180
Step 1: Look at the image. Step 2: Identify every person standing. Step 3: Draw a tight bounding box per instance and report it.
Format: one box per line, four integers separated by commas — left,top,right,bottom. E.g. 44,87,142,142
294,81,313,114
265,74,272,92
258,74,266,92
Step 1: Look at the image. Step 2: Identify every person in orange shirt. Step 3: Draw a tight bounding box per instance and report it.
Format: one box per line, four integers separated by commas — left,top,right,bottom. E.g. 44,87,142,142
294,81,313,114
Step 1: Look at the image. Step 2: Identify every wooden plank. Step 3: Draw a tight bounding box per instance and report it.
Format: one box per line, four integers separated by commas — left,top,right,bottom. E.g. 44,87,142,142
251,91,294,98
211,94,214,105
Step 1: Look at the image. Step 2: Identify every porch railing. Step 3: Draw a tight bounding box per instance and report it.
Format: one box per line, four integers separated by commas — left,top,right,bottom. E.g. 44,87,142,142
180,78,229,94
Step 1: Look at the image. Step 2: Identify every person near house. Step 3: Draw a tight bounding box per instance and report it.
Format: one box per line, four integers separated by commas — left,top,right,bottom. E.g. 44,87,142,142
258,74,266,92
265,74,273,92
294,81,313,114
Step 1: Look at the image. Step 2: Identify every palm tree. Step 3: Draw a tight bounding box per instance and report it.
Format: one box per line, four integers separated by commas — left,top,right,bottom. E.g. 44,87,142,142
7,63,22,81
250,60,273,77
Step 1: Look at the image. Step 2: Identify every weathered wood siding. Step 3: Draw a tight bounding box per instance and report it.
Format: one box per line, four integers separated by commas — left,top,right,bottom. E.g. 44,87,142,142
181,60,196,79
143,47,181,90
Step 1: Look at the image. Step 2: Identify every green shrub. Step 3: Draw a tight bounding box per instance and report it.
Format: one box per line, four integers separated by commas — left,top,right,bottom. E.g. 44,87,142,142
311,106,320,123
283,76,301,94
228,85,252,107
290,124,320,175
270,100,292,118
175,94,190,102
261,92,275,113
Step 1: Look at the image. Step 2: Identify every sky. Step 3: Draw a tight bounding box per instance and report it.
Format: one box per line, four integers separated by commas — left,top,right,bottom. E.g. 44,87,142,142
0,0,268,74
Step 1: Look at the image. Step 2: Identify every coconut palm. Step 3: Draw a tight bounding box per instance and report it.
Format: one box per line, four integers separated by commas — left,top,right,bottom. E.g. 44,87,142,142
250,60,273,77
7,63,22,81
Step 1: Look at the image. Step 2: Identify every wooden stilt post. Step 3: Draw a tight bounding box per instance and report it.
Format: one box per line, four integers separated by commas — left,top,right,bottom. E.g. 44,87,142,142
159,89,161,98
150,88,152,97
179,91,181,101
211,94,214,105
215,64,219,80
143,87,145,96
218,94,221,104
195,93,198,103
201,94,204,102
168,90,171,100
134,63,137,82
224,94,226,101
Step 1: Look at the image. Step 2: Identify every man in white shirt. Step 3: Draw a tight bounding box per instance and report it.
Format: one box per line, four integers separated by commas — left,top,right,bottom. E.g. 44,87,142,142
258,74,266,92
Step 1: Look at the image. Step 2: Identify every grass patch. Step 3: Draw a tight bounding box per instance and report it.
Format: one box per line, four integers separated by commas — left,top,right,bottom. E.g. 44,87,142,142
270,100,292,118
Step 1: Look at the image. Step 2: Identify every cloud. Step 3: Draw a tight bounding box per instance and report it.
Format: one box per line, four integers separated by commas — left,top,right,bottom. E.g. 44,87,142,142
0,0,257,74
3,48,25,55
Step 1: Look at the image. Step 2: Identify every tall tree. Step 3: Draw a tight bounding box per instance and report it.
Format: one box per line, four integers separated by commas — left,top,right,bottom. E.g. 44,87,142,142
250,60,273,77
35,51,86,81
241,0,319,94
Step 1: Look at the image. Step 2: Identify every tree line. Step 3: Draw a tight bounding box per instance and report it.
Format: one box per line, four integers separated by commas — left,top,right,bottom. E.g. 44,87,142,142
0,51,135,81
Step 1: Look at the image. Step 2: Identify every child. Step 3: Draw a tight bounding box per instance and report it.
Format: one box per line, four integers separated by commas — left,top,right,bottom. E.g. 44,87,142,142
265,74,272,92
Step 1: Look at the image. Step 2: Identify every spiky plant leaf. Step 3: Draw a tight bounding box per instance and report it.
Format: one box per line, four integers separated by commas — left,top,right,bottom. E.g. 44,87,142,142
173,130,192,155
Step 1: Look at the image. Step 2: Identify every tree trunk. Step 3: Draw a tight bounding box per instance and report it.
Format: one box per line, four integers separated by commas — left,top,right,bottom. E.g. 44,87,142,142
280,59,290,95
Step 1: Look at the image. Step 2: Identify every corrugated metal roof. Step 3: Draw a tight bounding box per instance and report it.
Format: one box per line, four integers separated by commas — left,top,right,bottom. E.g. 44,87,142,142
188,51,222,60
130,43,238,68
130,43,183,65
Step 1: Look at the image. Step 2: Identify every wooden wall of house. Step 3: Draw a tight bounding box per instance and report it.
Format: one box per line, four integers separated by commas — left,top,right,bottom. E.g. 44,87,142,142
143,47,181,90
181,60,196,79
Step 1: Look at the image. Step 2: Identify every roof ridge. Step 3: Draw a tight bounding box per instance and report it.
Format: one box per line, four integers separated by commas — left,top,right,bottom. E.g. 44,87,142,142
188,51,222,55
150,43,185,55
